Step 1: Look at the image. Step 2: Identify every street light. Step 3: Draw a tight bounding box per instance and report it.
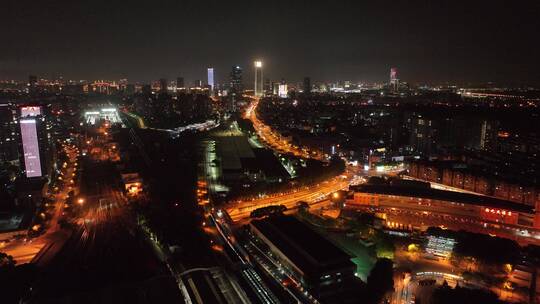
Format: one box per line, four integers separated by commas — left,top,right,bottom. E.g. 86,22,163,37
77,198,85,205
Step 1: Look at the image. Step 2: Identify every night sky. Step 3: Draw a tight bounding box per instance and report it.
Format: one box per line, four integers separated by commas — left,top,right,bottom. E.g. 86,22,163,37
2,0,539,85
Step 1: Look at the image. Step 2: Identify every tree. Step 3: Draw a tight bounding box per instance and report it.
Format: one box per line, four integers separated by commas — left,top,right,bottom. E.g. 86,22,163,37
0,252,15,269
0,255,37,302
367,258,394,302
431,285,503,304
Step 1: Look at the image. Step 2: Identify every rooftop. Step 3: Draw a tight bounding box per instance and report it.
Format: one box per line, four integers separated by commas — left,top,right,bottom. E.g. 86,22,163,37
250,216,353,277
351,184,534,214
217,136,255,170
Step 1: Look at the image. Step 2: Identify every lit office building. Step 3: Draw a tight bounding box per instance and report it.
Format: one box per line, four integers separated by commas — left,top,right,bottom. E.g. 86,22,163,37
0,103,19,163
278,84,288,98
228,66,243,112
230,66,243,93
425,235,456,258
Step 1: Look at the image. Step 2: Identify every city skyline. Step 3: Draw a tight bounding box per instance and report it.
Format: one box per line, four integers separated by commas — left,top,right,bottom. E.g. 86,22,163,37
2,1,540,303
1,0,539,85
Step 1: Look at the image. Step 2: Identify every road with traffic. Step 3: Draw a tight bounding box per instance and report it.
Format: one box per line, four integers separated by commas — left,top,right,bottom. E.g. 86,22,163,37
225,97,358,222
245,97,323,160
1,142,79,265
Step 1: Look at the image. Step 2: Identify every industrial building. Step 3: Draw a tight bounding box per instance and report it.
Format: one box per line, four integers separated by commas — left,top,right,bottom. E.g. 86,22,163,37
249,216,358,299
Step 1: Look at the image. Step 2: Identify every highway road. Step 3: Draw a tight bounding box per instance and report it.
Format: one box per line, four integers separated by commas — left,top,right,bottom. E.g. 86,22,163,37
245,97,323,160
225,97,358,222
227,175,351,222
229,97,404,222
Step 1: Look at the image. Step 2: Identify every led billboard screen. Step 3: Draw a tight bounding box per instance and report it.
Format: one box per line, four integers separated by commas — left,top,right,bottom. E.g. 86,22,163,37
20,106,41,117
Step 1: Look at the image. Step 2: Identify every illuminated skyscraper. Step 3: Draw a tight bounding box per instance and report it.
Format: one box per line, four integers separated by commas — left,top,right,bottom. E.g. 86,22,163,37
390,67,399,92
254,60,263,97
207,68,214,93
18,105,53,179
278,84,288,98
228,66,243,112
20,118,42,178
230,66,243,94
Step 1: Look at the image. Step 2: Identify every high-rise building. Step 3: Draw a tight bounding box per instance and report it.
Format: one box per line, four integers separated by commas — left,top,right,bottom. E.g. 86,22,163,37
390,68,399,92
272,82,279,95
264,78,271,96
0,103,19,163
303,77,311,94
142,84,152,95
20,118,42,178
405,113,436,155
207,68,215,93
159,78,168,92
28,75,38,94
278,84,288,98
18,106,49,178
230,66,243,94
177,77,185,90
254,61,263,97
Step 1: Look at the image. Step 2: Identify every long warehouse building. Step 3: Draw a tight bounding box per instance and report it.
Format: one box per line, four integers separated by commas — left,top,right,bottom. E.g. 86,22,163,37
249,216,358,300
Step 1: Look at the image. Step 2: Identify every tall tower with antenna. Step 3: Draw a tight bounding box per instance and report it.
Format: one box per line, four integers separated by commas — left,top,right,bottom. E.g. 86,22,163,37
254,60,263,97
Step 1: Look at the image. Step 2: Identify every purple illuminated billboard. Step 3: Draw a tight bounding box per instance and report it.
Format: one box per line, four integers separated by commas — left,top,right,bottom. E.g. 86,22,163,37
20,106,41,117
20,119,42,178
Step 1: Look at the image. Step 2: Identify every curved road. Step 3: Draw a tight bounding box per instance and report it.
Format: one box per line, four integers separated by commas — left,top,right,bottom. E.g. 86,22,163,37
227,97,356,221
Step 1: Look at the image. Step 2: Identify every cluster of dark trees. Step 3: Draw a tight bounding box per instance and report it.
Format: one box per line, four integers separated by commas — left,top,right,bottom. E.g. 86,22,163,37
524,244,540,266
319,257,395,304
123,129,215,267
236,118,256,135
0,253,36,302
296,157,346,184
250,205,287,218
431,283,503,304
366,258,395,303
